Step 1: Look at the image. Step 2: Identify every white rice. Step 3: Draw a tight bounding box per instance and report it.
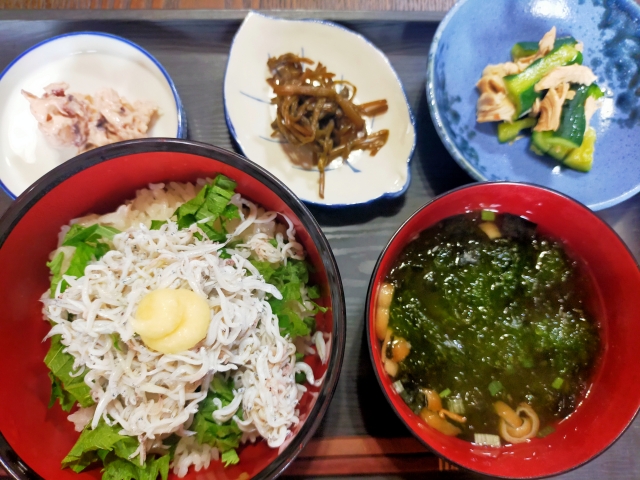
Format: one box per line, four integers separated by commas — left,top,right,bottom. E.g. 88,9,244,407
41,180,324,476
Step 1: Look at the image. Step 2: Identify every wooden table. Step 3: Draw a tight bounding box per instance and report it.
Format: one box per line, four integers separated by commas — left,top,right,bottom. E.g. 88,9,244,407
0,0,456,11
0,3,639,480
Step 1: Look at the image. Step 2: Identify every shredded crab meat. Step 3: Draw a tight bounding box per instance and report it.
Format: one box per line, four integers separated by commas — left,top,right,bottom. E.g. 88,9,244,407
41,185,322,470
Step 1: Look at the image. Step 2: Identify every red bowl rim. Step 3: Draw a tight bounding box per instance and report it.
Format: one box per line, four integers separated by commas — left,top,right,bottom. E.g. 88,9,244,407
365,180,640,479
0,138,347,480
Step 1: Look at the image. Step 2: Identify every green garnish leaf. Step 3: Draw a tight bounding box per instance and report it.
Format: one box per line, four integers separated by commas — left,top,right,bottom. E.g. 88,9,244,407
295,352,305,361
307,285,321,299
488,380,504,397
62,420,170,479
48,372,76,411
111,333,122,352
221,449,240,468
45,334,94,411
214,174,238,191
64,243,97,279
48,224,120,297
295,371,307,384
551,377,564,389
191,375,243,455
439,388,452,398
173,175,238,241
62,421,136,473
101,453,170,480
47,251,65,297
251,259,319,339
63,224,120,246
150,220,167,230
481,210,496,221
219,249,232,259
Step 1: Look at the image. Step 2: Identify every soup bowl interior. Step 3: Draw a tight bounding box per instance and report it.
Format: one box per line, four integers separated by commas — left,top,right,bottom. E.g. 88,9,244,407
367,182,640,478
0,139,345,480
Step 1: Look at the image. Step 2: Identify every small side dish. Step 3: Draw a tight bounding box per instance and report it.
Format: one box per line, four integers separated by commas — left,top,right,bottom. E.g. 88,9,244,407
0,32,184,199
375,210,599,446
476,27,603,172
267,53,389,199
224,12,415,206
22,82,158,153
42,174,329,478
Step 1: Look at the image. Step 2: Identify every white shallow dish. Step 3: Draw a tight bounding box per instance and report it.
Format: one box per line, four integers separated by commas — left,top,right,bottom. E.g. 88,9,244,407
224,12,416,207
0,32,186,199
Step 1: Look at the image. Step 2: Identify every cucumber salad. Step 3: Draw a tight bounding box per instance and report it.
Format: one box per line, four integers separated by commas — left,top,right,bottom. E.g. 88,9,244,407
476,27,603,172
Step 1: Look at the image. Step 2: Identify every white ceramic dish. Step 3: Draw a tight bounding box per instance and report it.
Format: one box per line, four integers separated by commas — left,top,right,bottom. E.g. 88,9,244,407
224,12,416,207
0,32,186,199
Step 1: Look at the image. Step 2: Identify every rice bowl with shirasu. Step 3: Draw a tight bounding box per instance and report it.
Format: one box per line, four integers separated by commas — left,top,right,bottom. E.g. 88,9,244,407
40,175,330,479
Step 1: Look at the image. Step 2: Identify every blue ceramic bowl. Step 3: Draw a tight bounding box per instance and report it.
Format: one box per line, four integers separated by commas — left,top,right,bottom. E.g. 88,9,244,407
427,0,640,210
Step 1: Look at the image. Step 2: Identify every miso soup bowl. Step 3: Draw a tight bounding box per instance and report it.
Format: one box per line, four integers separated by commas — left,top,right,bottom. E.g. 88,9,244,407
0,138,346,480
366,182,640,478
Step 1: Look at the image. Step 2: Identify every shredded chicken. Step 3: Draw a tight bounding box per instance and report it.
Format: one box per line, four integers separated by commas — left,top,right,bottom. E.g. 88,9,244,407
515,27,557,71
534,83,571,132
476,25,602,145
535,65,598,92
476,64,518,122
538,27,557,56
22,82,158,153
531,97,541,117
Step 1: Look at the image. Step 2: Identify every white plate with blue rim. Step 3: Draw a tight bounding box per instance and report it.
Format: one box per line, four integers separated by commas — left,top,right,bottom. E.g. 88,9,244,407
224,12,416,207
0,31,187,199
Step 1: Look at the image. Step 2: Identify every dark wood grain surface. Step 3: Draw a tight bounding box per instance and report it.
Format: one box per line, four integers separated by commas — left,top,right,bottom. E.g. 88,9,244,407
0,0,455,10
0,10,640,480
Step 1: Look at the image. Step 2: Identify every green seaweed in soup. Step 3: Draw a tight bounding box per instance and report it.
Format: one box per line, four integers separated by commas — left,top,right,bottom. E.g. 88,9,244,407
383,212,600,443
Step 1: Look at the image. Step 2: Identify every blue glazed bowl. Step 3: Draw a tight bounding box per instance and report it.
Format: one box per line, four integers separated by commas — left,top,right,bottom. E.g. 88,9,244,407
427,0,640,210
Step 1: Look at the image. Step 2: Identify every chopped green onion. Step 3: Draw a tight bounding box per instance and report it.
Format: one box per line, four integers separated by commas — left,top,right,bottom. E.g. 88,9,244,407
537,425,555,438
221,449,240,467
481,210,496,221
392,380,404,394
447,397,465,415
111,333,121,352
520,357,534,368
552,377,564,389
488,380,504,396
439,388,451,398
474,433,501,447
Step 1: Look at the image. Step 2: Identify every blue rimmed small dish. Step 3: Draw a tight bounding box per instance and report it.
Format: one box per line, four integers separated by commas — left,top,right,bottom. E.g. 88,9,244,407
427,0,640,211
0,31,187,199
224,12,416,207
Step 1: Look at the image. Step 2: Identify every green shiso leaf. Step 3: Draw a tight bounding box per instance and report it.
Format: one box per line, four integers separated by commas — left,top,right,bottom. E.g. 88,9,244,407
44,334,94,411
250,259,323,339
191,375,243,458
173,174,238,241
63,420,170,480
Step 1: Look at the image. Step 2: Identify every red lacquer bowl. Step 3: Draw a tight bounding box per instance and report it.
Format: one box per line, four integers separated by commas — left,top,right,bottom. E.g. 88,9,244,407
366,182,640,478
0,139,346,480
